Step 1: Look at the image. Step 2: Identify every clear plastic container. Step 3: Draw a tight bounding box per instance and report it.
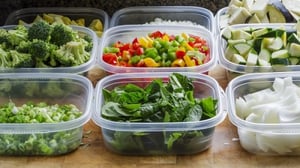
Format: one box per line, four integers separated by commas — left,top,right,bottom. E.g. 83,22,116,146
218,23,300,80
4,7,109,36
110,6,215,33
0,73,93,156
97,25,216,74
92,72,226,155
226,72,300,155
0,25,97,73
215,7,228,36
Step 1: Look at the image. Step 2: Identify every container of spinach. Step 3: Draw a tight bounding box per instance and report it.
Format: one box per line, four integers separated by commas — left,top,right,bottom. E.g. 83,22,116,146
92,72,226,155
0,73,93,156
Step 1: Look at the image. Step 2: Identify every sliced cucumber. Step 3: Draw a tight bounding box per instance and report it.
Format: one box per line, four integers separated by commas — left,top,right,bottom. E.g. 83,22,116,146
260,14,270,23
289,57,300,65
289,43,300,57
222,27,232,40
287,33,300,44
258,58,271,66
234,43,252,56
251,0,269,18
228,7,252,25
271,49,289,59
270,58,290,65
232,53,247,65
267,37,283,51
246,52,258,66
258,48,271,62
247,14,261,23
251,28,270,38
225,45,238,60
231,29,252,40
267,5,286,23
243,0,254,11
228,39,247,45
261,38,275,49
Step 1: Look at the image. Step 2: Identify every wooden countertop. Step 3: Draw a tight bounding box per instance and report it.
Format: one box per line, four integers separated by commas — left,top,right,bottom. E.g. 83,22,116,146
1,65,300,168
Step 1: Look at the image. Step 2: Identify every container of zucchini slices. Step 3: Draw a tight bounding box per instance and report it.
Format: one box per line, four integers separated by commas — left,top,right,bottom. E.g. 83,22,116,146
226,71,300,155
0,73,93,156
218,22,300,81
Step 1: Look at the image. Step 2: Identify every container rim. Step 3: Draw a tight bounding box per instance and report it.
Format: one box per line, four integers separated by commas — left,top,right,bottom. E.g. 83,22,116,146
226,71,300,133
4,7,110,31
97,24,217,73
110,6,215,32
0,25,97,73
0,73,94,134
218,23,300,74
92,72,227,132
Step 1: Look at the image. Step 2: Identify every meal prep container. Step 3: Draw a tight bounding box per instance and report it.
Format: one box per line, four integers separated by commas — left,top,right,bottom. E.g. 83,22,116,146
4,7,109,37
226,72,300,155
0,73,93,156
215,7,228,36
110,6,215,32
218,23,300,81
0,25,97,73
92,72,226,155
97,25,216,74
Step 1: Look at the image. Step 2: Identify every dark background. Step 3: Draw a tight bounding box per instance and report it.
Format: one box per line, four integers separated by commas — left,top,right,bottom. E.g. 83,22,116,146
1,0,230,25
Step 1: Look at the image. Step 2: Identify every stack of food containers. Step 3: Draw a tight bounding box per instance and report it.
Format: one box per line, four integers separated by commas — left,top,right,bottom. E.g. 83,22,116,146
92,6,227,155
217,0,300,155
0,7,109,155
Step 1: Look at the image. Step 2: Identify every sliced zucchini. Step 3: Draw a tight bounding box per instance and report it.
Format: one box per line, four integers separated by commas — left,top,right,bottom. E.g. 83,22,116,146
251,0,269,18
228,39,247,45
225,45,238,60
222,27,232,40
228,7,252,25
251,28,270,38
260,14,270,23
270,58,290,65
289,57,300,65
247,14,261,23
231,29,252,40
243,0,254,11
232,53,247,65
258,48,271,62
234,43,252,56
227,4,240,16
258,58,271,66
267,37,283,51
287,33,300,44
229,0,243,7
246,52,258,66
260,29,285,38
261,37,275,49
267,5,286,23
289,43,300,57
271,49,289,59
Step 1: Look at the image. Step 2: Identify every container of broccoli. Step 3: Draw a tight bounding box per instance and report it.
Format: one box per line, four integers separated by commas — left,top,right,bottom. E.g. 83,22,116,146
92,72,226,155
0,73,93,156
0,20,97,73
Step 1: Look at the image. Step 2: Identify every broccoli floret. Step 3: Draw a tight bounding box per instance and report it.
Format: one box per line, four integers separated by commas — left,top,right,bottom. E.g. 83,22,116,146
50,23,76,46
0,48,11,68
54,40,90,66
28,20,51,41
9,50,34,68
16,40,31,53
28,39,56,61
83,35,93,52
0,29,9,44
7,25,28,47
35,59,51,68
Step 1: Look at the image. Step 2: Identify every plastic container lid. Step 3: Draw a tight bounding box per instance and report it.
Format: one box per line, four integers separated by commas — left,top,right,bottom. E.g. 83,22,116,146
97,25,217,73
110,6,215,33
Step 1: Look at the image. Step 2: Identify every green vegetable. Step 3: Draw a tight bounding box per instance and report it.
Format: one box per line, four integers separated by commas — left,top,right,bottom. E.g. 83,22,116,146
0,101,83,155
101,73,218,154
0,21,93,68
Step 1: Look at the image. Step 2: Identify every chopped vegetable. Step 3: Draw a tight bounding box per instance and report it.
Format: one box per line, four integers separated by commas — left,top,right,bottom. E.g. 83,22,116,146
102,31,210,68
235,77,300,154
101,73,218,154
0,101,83,155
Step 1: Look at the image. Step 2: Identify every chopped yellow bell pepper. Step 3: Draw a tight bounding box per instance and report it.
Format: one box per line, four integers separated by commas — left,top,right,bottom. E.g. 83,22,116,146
76,18,85,26
171,59,185,67
138,37,149,48
183,55,196,67
143,58,160,67
162,34,169,42
182,41,194,51
181,32,189,40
